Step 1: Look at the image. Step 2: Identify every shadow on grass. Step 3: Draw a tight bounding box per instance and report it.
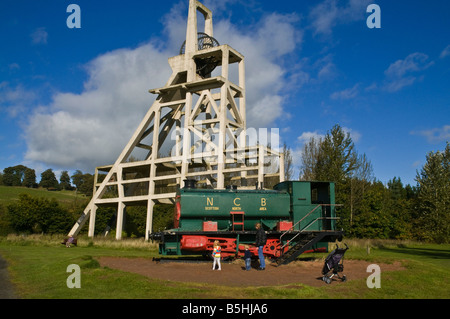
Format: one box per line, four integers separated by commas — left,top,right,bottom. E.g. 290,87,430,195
381,246,450,260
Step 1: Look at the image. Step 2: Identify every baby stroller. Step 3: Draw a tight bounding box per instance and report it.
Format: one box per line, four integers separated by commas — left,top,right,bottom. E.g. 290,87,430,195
322,243,348,284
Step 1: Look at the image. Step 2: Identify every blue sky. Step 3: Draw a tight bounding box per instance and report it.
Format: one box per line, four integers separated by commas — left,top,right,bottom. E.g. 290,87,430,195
0,0,449,186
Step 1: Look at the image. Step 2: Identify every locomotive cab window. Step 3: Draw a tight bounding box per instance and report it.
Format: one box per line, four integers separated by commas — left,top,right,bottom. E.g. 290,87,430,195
311,182,331,204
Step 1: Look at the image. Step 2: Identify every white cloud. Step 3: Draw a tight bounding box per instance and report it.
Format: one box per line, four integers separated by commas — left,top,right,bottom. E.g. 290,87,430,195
23,4,301,172
384,52,432,78
440,45,450,59
411,160,422,168
342,126,361,143
297,127,361,145
8,63,20,71
214,13,301,128
291,146,305,176
297,131,324,144
308,0,372,36
30,27,48,44
0,81,38,118
330,83,359,100
309,0,339,36
411,125,450,144
383,52,434,92
24,43,171,171
312,54,336,81
203,0,238,16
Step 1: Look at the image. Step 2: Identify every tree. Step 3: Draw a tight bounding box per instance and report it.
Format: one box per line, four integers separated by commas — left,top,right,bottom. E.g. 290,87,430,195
299,136,321,180
71,170,85,190
60,171,73,190
23,168,37,188
348,153,374,225
415,142,450,243
299,125,360,183
0,203,13,235
315,125,359,183
2,165,28,186
71,170,94,195
39,169,59,189
283,143,294,180
350,181,390,238
2,167,14,186
299,124,376,236
78,173,94,195
386,177,413,239
7,194,72,234
152,204,174,232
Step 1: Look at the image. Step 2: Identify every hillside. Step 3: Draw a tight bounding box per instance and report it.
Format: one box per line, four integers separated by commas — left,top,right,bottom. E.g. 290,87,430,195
0,186,88,207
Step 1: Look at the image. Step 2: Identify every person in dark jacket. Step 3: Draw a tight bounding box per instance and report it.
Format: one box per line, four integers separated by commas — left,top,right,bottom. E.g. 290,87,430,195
255,223,267,270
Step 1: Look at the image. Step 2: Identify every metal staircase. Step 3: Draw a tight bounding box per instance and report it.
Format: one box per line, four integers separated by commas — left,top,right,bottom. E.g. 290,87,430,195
275,232,327,266
275,203,342,266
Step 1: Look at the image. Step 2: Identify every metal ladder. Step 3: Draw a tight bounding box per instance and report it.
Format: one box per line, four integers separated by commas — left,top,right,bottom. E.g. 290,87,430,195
230,211,245,231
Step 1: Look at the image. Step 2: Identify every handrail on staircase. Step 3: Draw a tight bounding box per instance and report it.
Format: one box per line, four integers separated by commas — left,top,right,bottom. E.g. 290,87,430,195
279,204,342,251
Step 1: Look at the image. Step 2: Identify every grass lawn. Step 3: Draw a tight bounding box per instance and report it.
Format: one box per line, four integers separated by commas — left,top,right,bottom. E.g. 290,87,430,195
0,236,449,299
0,186,88,207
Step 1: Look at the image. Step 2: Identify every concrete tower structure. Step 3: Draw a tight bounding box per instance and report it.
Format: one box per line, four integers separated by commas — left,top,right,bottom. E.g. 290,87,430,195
68,0,284,240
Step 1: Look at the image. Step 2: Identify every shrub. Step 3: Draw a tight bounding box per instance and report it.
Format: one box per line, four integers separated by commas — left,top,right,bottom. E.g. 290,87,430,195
6,194,73,234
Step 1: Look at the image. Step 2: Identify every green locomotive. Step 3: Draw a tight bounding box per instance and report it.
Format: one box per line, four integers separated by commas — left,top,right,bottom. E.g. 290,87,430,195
152,180,344,265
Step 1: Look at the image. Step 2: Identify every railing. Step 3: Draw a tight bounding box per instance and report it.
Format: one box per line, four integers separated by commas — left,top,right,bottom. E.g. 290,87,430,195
279,204,342,251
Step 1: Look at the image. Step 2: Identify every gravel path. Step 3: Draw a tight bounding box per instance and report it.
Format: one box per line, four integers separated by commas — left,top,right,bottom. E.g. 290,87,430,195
98,256,405,288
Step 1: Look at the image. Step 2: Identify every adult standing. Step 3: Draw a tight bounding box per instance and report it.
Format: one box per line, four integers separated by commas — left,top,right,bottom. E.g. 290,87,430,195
255,223,267,270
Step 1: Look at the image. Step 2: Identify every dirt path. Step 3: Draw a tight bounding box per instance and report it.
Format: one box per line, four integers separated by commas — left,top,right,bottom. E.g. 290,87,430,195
98,257,404,288
0,254,17,299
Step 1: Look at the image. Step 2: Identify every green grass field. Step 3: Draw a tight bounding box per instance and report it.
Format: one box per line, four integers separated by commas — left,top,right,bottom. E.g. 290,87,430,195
0,185,87,207
0,235,448,299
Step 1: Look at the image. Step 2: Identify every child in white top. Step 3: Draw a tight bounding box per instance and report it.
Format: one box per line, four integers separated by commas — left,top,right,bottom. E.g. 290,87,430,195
212,240,221,270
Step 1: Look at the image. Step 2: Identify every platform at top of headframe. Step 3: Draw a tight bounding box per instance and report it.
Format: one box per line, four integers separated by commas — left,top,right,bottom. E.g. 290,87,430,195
149,74,244,97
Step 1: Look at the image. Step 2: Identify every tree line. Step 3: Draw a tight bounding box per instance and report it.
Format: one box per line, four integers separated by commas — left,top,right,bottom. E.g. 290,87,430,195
0,193,173,238
283,124,449,243
0,167,94,196
0,167,96,236
0,167,173,237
